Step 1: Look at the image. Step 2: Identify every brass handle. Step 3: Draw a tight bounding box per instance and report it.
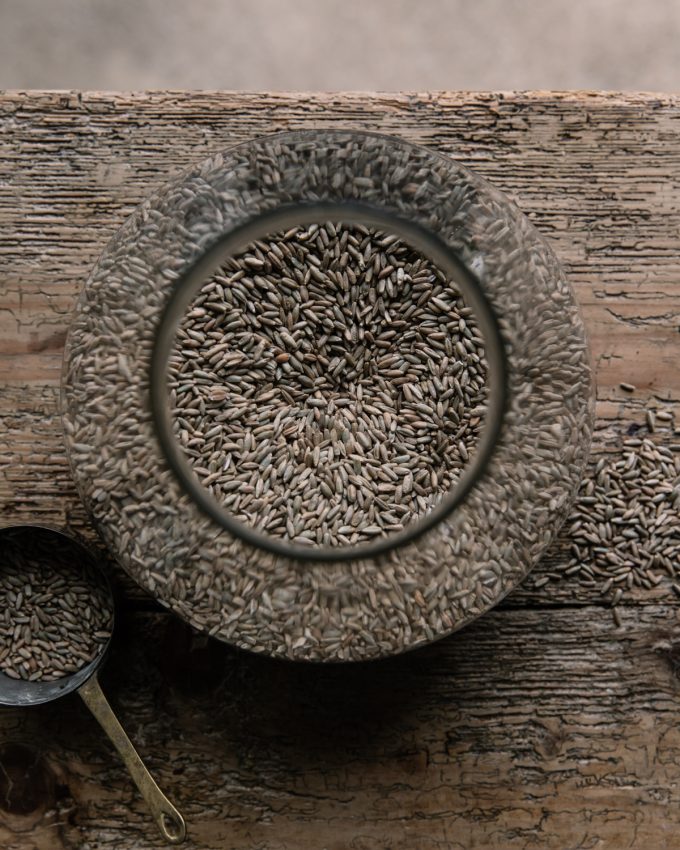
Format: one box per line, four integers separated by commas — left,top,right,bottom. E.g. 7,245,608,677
78,673,186,844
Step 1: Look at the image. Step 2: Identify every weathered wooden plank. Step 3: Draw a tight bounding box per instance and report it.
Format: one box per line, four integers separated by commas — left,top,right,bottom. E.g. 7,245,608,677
1,90,679,601
1,91,680,847
2,606,680,849
0,91,679,398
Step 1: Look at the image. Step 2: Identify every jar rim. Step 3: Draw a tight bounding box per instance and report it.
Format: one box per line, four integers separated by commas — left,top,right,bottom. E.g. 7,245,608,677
149,200,509,563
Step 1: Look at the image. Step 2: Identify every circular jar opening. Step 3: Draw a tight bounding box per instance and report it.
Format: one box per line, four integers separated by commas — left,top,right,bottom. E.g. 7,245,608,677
150,203,507,562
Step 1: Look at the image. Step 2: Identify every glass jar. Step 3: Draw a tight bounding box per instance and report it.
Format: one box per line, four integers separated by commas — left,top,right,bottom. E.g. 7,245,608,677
61,130,594,661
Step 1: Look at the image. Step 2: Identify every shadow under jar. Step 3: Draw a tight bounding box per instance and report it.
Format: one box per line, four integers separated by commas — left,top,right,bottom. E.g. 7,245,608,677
61,130,594,662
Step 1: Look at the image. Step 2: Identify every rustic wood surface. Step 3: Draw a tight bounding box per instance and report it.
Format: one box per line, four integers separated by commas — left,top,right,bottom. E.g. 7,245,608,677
0,90,679,849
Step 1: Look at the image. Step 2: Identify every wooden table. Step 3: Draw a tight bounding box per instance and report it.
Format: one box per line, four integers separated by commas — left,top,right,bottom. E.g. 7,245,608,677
1,91,679,850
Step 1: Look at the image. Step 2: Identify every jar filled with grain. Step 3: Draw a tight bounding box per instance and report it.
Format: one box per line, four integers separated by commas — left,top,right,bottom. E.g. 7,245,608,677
61,130,594,661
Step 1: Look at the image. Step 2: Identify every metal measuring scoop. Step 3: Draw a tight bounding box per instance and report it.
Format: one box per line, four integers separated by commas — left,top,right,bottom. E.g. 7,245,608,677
0,525,186,844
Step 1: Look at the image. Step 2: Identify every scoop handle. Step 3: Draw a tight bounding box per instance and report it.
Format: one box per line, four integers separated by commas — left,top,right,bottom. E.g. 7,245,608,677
78,673,186,844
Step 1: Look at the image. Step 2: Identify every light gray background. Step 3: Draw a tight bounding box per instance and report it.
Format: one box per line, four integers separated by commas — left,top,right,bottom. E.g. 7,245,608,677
0,0,678,91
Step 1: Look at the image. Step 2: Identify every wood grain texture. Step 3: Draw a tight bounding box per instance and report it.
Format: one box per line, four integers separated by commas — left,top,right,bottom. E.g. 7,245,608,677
1,90,680,848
